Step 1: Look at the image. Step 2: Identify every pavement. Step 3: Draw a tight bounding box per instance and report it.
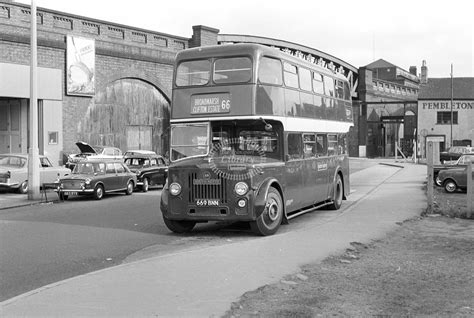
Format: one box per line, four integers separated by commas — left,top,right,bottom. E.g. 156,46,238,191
0,159,427,317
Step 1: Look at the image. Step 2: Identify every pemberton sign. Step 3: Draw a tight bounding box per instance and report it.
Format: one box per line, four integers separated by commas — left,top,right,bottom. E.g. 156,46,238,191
421,101,474,110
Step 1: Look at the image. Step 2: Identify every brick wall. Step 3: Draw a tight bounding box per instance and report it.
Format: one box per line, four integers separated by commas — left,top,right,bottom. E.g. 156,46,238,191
0,1,210,157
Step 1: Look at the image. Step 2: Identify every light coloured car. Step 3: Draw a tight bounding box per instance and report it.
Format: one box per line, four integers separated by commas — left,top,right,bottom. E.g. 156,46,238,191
0,154,70,194
65,141,123,171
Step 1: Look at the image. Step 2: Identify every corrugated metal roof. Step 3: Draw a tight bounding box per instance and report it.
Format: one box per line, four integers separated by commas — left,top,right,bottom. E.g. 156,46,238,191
418,78,474,99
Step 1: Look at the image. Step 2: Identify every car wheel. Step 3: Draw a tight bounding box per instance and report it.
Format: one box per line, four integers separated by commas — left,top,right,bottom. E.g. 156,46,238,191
444,179,458,193
163,217,196,233
93,184,104,200
327,174,343,210
18,181,28,194
142,178,149,192
125,180,134,195
250,187,283,236
435,175,443,187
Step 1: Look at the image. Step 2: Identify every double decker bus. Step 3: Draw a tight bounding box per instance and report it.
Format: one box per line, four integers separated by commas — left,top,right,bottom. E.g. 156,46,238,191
160,43,353,235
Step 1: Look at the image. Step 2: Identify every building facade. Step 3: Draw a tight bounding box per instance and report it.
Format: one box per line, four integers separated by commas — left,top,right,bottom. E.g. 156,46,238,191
354,59,420,158
417,77,474,158
0,1,219,164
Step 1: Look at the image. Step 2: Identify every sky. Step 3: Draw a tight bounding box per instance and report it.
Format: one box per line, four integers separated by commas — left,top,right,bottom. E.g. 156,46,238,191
15,0,474,78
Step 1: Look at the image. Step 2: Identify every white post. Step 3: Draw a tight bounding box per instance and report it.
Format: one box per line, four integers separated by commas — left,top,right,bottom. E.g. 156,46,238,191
427,141,434,214
467,161,473,218
28,0,40,200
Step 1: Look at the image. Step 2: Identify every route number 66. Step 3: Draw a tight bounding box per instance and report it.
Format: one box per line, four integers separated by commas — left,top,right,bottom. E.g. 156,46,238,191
221,99,231,111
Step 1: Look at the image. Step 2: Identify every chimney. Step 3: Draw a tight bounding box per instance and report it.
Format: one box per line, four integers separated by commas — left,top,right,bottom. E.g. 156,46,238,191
409,66,417,76
189,25,220,48
420,60,428,84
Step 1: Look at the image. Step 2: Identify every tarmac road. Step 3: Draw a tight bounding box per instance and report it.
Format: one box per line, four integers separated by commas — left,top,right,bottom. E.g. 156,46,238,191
0,159,427,317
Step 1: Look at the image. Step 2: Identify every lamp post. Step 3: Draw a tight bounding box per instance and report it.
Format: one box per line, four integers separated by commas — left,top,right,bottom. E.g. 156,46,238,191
28,0,40,200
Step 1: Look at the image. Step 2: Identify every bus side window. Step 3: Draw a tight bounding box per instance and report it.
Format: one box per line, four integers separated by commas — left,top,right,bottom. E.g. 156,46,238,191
328,134,338,156
316,134,327,157
287,133,303,160
303,134,316,158
258,57,282,85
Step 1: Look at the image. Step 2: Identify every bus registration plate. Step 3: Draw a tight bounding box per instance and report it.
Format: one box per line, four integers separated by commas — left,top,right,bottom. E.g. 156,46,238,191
195,199,219,206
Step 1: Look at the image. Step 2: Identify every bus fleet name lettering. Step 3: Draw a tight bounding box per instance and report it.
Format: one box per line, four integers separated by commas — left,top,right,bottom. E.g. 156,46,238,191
422,102,473,110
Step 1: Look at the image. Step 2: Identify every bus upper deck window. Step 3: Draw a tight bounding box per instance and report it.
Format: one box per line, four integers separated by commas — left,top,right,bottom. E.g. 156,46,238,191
214,57,252,84
258,57,282,85
176,60,210,86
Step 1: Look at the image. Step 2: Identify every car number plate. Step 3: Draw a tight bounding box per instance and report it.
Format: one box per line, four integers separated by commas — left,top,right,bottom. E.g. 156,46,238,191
68,192,78,196
195,199,219,206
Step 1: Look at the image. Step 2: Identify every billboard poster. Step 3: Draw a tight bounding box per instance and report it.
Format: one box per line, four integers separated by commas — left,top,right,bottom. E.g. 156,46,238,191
66,35,95,96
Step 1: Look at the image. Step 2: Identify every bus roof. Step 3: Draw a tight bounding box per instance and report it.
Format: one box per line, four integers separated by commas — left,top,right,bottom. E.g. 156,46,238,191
175,43,348,81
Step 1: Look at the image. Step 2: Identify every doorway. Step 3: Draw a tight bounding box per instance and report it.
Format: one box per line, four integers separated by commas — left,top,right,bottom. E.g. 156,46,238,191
0,99,22,153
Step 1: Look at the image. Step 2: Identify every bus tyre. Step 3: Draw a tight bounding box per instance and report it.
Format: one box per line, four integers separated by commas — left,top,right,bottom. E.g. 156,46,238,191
251,187,283,236
328,174,343,210
142,178,149,192
93,184,104,200
163,217,196,233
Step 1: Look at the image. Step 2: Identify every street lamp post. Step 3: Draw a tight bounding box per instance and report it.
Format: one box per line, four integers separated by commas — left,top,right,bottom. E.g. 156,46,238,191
28,0,40,200
450,64,454,148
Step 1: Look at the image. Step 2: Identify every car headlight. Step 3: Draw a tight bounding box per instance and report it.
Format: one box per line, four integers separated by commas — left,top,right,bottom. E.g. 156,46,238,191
84,178,91,185
234,182,249,196
136,170,141,176
169,182,182,196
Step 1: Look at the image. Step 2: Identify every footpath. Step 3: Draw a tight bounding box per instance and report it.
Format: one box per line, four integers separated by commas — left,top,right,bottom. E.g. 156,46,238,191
0,160,427,317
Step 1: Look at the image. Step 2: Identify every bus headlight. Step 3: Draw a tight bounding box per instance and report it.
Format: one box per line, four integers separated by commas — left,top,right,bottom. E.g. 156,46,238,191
169,182,182,196
234,182,249,196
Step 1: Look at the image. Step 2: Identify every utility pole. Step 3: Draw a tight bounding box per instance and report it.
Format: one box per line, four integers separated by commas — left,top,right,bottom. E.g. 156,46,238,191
28,0,40,200
450,64,454,148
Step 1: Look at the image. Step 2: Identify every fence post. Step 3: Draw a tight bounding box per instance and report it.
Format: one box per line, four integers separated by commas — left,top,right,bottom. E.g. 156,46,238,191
427,141,434,214
467,161,473,218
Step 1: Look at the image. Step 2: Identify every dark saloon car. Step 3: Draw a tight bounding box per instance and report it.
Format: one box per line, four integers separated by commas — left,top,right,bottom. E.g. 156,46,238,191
434,153,474,186
123,154,168,192
57,159,136,200
438,154,474,193
439,146,474,163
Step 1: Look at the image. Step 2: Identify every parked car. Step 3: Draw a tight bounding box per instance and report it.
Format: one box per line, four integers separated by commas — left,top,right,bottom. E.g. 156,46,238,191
65,141,123,171
123,153,168,192
434,153,474,186
57,159,136,200
438,154,474,193
439,146,474,163
0,154,70,194
123,150,157,156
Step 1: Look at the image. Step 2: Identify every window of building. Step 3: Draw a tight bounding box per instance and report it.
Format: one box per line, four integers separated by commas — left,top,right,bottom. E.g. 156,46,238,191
437,111,458,124
283,62,299,88
299,67,312,91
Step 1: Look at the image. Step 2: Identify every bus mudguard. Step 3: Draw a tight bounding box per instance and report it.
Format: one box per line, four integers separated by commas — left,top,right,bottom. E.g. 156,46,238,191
254,177,287,224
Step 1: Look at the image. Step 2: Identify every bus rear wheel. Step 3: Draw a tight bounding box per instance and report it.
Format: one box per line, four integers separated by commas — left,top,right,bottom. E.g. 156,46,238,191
163,217,196,233
328,174,343,210
250,187,283,236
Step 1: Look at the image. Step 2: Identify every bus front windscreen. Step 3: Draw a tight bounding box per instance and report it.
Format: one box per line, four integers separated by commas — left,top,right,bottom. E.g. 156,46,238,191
171,123,209,161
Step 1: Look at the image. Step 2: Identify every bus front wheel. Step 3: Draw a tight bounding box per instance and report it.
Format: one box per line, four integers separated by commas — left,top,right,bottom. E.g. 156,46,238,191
251,187,283,236
163,217,196,233
328,174,343,210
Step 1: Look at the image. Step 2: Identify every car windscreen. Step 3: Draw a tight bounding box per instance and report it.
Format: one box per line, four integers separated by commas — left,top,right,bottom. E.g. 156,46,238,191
73,162,106,174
